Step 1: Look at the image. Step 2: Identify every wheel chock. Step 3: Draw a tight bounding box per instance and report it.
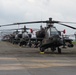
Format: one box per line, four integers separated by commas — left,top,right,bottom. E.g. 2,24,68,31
40,52,44,54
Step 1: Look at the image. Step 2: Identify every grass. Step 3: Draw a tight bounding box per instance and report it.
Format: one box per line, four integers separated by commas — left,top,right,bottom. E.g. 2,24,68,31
72,41,76,45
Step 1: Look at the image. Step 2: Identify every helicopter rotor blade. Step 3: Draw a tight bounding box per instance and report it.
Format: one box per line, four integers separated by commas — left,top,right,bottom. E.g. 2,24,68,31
0,27,39,31
0,19,76,30
0,20,58,27
59,23,76,29
14,21,47,24
0,27,30,31
58,21,76,24
0,23,18,27
0,21,47,27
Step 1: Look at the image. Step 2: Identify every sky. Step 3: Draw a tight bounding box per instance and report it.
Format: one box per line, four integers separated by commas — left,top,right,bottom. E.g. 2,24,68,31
0,0,76,35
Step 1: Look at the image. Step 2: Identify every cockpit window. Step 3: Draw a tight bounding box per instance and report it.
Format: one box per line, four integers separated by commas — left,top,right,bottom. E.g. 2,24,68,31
47,27,59,38
51,27,59,35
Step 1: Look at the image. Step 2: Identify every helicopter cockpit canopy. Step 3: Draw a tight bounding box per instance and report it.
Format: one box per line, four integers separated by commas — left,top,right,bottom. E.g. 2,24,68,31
47,27,59,37
51,27,59,35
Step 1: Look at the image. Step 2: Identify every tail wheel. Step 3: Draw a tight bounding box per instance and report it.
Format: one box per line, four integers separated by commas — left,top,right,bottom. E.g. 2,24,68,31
40,47,45,52
58,47,61,54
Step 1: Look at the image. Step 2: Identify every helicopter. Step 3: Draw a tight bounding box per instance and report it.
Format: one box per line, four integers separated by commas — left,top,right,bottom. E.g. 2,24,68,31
0,26,37,46
0,17,76,53
0,28,23,43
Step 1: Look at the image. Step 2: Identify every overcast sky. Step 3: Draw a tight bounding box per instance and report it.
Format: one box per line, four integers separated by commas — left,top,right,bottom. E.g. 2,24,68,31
0,0,76,35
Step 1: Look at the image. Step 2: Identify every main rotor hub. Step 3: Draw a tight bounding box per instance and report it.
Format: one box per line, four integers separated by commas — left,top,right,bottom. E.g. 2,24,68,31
46,18,53,27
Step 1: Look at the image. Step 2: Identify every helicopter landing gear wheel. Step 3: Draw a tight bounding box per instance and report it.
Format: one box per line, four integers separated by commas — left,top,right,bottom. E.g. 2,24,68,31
40,47,45,52
68,44,74,47
57,47,61,54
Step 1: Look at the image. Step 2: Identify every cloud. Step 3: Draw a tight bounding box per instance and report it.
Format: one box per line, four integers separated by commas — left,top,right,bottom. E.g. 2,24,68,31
0,0,76,34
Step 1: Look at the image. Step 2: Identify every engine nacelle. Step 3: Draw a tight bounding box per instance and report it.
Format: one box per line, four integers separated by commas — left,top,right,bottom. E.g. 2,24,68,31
36,29,45,38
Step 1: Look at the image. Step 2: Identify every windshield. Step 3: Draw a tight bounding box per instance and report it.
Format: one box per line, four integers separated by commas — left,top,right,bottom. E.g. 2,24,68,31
47,27,59,37
51,27,59,35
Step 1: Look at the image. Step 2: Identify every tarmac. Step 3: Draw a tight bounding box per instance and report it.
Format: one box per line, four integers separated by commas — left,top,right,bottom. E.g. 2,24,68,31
0,41,76,75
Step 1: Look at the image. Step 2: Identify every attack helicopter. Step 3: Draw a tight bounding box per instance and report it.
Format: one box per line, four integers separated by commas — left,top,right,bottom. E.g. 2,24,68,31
0,17,76,53
0,26,37,46
0,27,32,44
0,28,23,43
